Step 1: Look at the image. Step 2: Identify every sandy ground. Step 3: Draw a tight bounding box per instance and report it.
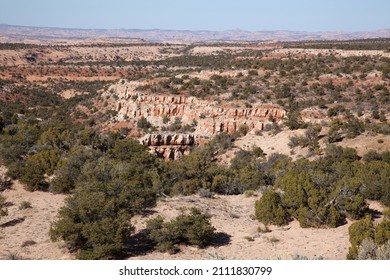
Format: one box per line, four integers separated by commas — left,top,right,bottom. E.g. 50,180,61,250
0,164,385,260
130,195,384,260
339,133,390,157
219,129,308,164
219,130,390,164
0,176,71,260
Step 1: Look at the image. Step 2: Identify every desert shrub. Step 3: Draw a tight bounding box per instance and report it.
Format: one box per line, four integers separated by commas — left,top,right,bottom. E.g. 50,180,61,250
20,149,61,191
288,135,308,149
146,207,215,254
357,238,378,260
0,174,12,191
255,190,290,226
50,150,158,259
357,161,390,206
358,239,390,260
244,190,256,197
324,145,359,164
274,159,368,228
19,201,32,210
38,126,73,150
343,117,365,138
198,188,213,198
230,166,264,194
259,153,291,186
137,116,152,131
347,216,375,259
210,171,235,195
50,146,102,193
230,150,256,170
237,124,249,136
0,120,42,167
288,124,321,151
171,178,203,195
0,194,8,217
331,176,368,220
162,115,170,124
276,169,312,216
206,132,236,153
375,220,390,245
284,111,307,130
362,150,383,162
304,124,321,152
252,146,264,157
327,105,345,117
160,140,248,195
349,217,390,260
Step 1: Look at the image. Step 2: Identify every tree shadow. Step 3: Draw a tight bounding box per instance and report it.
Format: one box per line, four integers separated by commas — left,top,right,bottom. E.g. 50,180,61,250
209,232,231,247
368,208,382,220
3,201,14,207
123,230,232,258
139,209,158,218
124,229,155,257
0,217,25,228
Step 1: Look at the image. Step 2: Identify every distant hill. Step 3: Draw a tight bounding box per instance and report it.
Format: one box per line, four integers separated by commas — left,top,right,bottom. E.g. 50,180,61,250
1,24,390,43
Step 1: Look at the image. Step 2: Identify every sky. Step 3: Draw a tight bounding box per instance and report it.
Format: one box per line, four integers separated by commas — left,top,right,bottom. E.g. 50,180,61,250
1,0,389,32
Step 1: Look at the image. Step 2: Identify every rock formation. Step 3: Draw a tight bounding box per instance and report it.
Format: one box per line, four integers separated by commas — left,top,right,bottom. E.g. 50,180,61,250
103,80,287,159
140,134,197,160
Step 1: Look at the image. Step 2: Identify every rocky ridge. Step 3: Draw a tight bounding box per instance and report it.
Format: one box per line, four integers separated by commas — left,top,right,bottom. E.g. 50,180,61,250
104,80,287,159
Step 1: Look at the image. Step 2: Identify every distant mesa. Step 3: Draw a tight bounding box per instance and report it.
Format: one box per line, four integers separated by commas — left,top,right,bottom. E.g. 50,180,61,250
1,24,390,43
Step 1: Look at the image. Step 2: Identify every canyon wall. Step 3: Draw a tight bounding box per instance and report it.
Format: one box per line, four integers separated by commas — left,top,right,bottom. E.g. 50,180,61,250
104,80,287,159
109,81,286,136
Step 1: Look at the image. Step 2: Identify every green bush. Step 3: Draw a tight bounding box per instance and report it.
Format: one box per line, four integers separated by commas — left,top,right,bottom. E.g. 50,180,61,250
137,116,152,131
0,194,8,217
19,201,32,210
332,176,368,220
276,169,312,216
20,149,60,191
375,220,390,245
348,216,390,259
146,207,216,254
50,153,158,259
357,161,390,206
347,216,375,259
255,190,290,226
50,146,102,193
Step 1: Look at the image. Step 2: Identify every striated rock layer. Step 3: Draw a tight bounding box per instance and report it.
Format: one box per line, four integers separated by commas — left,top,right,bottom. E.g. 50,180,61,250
104,80,287,159
107,81,286,135
140,134,196,160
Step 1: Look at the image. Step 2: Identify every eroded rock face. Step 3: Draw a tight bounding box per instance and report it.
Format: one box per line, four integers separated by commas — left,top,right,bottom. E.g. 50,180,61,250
140,134,196,147
104,80,287,159
140,134,197,160
107,81,286,137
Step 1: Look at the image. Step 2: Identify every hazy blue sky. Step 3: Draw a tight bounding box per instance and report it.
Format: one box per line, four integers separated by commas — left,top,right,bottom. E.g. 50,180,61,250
1,0,389,32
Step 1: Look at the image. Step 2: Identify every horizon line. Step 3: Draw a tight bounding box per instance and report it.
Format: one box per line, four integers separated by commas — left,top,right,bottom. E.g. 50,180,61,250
1,23,390,34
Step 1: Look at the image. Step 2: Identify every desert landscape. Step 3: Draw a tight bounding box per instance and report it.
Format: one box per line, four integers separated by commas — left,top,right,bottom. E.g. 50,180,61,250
0,175,385,260
0,24,389,261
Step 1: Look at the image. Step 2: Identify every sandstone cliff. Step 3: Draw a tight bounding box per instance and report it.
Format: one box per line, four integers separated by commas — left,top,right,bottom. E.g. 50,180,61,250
103,80,287,159
140,134,197,160
106,80,286,136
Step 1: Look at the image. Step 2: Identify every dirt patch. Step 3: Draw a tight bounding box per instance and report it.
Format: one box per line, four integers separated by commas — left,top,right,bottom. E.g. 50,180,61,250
129,194,384,260
339,134,390,157
0,174,71,260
